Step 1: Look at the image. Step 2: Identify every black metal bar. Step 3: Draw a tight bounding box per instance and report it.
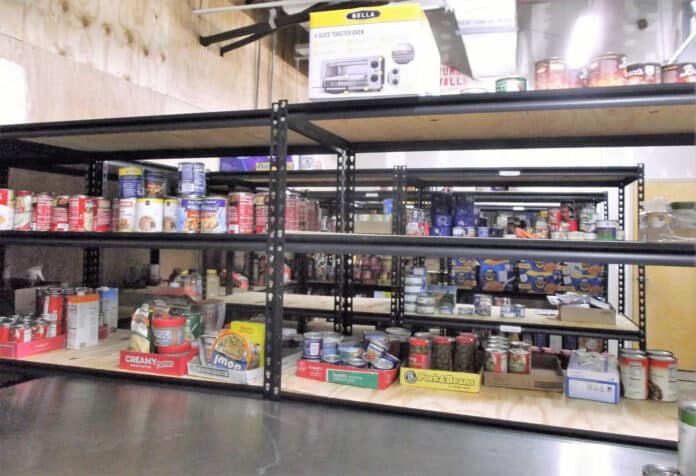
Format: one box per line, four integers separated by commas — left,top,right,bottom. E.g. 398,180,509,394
333,151,346,333
82,161,106,288
0,165,7,289
637,163,646,350
225,251,235,295
264,100,288,401
618,185,626,315
342,150,356,335
287,115,350,153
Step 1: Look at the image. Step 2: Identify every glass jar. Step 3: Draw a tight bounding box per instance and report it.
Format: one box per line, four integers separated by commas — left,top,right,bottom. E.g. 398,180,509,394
408,337,431,369
454,333,477,372
432,336,454,370
385,327,411,361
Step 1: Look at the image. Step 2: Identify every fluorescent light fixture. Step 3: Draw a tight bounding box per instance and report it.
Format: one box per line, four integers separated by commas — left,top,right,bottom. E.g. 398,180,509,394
513,206,525,211
566,13,602,69
499,170,520,176
365,193,379,198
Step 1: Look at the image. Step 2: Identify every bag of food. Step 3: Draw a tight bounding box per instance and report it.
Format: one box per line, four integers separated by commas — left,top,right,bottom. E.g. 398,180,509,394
129,305,152,353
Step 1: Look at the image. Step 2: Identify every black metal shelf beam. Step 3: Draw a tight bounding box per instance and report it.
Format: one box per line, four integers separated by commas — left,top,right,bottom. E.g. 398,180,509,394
296,191,609,205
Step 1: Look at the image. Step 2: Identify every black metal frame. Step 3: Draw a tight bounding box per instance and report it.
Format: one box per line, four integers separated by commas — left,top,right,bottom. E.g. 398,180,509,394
390,166,407,327
82,161,107,288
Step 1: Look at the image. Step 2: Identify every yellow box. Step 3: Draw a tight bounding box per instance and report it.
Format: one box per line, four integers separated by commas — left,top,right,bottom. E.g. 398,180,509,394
399,367,481,393
229,321,265,365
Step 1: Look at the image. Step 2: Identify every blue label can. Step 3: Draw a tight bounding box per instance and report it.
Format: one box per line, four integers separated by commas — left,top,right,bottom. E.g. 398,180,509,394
118,167,144,198
303,332,323,359
200,197,227,233
477,226,489,237
176,197,201,233
383,198,393,215
178,162,206,196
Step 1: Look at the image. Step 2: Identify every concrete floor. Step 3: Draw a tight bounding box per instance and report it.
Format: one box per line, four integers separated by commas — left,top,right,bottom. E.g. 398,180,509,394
0,376,678,476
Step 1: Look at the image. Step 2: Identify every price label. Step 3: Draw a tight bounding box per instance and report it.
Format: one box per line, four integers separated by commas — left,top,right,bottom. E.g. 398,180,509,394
500,325,522,334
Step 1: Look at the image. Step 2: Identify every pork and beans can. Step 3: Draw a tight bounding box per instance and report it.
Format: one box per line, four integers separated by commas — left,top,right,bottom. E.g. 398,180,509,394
535,58,568,90
13,191,33,231
626,63,662,85
51,195,70,232
649,354,678,402
178,162,206,196
93,198,111,233
619,350,648,400
118,167,144,198
662,63,696,83
254,192,269,234
227,192,254,234
163,197,178,232
587,53,627,87
33,192,53,231
144,170,167,198
200,196,227,233
177,197,201,233
135,197,163,232
68,195,94,232
118,198,137,232
0,188,14,231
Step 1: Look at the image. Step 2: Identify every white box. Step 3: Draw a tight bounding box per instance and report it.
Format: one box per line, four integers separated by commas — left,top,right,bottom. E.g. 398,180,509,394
66,294,99,350
308,3,440,100
97,287,119,332
565,351,620,404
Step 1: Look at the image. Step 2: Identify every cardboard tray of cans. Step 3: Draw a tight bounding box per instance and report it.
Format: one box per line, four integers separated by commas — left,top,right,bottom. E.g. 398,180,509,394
483,352,565,393
296,358,399,390
399,366,483,393
0,334,67,359
187,356,264,385
119,349,196,376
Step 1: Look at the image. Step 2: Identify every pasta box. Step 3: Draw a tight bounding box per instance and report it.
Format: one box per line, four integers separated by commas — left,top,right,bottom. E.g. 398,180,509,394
0,334,66,359
296,358,399,389
119,349,196,376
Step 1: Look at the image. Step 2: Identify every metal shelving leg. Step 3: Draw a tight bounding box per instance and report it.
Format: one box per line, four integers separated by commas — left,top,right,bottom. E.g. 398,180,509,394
225,251,234,295
390,166,406,327
0,166,7,292
264,100,288,401
83,161,107,288
637,163,646,350
342,151,356,335
333,151,347,334
617,184,626,317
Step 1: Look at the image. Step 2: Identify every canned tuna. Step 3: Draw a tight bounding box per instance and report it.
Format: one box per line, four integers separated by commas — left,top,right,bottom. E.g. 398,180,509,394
69,195,94,232
200,196,227,233
13,191,33,231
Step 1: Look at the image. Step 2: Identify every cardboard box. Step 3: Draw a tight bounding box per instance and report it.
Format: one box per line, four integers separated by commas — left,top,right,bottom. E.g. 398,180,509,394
308,3,440,100
484,352,564,393
399,367,482,393
187,356,263,385
229,320,265,366
558,304,616,325
0,334,66,359
565,351,619,404
66,294,99,350
296,359,399,389
97,287,119,332
119,350,196,376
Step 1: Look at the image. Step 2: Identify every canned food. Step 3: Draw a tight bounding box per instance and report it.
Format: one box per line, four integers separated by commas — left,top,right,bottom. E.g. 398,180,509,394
303,332,323,360
254,193,269,234
200,196,227,233
135,198,163,232
321,353,342,365
286,194,299,231
495,77,526,92
322,336,340,355
647,349,674,357
118,167,144,198
144,170,167,198
0,321,11,343
649,355,678,402
68,195,94,232
177,197,201,233
93,198,111,232
178,162,206,196
474,294,492,316
587,53,626,87
619,351,648,400
641,464,680,476
364,340,388,363
535,58,568,90
43,292,64,336
513,304,526,318
162,197,177,232
662,63,696,84
9,323,24,342
117,198,137,232
111,200,119,231
372,357,396,370
566,67,586,88
0,188,15,230
337,344,362,361
345,357,367,368
679,401,696,476
297,197,307,231
227,192,254,234
626,63,662,85
485,347,508,373
32,318,47,340
408,337,431,369
13,191,33,231
508,348,530,374
33,192,53,231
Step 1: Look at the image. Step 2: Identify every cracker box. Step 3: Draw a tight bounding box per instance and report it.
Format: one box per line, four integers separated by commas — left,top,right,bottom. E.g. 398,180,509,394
66,294,99,350
518,261,560,294
308,3,440,100
451,258,477,289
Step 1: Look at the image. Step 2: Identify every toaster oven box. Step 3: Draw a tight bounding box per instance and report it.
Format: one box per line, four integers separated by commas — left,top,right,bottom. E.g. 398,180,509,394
308,4,440,100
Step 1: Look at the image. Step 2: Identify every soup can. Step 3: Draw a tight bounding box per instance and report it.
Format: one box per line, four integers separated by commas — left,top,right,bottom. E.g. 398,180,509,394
508,348,530,374
9,323,26,343
49,195,69,232
162,197,178,232
200,196,227,233
626,63,662,85
649,354,678,402
227,192,254,234
662,63,696,84
567,67,587,88
485,347,508,373
255,192,269,234
33,192,53,231
111,200,119,231
178,162,206,196
13,191,33,231
0,188,15,230
303,332,323,360
117,198,137,232
679,401,696,476
619,350,648,400
495,77,526,92
346,357,368,368
68,195,94,232
135,198,163,232
118,167,144,198
144,170,167,198
535,58,568,90
0,322,10,343
285,194,299,231
93,198,111,232
587,53,626,87
177,197,201,233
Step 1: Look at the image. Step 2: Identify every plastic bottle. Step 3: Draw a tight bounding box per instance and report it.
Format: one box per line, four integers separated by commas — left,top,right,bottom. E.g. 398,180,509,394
206,269,220,298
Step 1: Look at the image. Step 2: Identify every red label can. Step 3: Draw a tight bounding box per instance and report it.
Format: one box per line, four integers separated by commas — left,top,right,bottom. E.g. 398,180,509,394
485,347,508,373
32,319,48,340
227,192,254,234
535,58,568,90
33,192,53,231
69,195,95,232
662,63,696,84
587,53,627,87
9,324,25,343
0,188,14,231
626,63,662,85
13,191,33,231
93,197,112,232
567,219,578,232
44,292,64,336
285,194,299,231
0,322,10,343
51,195,70,231
548,208,561,225
254,193,269,234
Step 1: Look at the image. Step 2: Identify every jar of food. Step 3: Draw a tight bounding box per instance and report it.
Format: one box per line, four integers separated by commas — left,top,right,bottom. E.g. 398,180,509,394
432,336,454,371
408,337,431,369
152,315,186,348
385,327,411,361
454,333,477,372
508,348,531,374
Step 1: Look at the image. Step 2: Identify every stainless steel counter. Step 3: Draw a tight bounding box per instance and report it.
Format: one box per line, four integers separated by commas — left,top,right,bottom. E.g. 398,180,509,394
0,377,678,476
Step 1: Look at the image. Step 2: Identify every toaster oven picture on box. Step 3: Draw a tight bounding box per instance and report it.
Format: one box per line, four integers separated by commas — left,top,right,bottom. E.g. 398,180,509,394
309,4,440,100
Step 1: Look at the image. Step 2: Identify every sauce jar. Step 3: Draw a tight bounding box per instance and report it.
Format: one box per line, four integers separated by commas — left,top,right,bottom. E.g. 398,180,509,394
152,315,186,348
408,337,431,369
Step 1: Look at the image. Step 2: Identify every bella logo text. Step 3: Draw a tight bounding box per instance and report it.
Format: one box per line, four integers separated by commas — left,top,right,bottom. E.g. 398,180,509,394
346,10,379,20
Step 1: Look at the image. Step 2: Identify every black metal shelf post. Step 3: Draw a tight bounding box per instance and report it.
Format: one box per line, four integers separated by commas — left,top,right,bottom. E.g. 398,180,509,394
83,161,107,289
0,165,7,295
390,166,406,327
341,151,356,335
637,163,647,350
264,101,288,400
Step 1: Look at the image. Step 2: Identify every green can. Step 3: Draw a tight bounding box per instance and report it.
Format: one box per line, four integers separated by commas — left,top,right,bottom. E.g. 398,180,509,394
172,309,202,342
495,77,527,92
